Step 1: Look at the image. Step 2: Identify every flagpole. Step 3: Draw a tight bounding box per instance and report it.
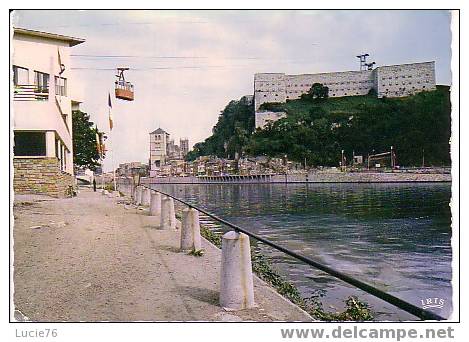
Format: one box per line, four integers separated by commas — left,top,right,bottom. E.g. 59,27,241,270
111,135,117,191
108,92,117,192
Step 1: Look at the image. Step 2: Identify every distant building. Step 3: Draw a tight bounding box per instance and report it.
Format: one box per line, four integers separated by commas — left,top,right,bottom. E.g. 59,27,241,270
117,161,146,177
180,138,189,157
149,128,170,177
12,27,85,197
254,61,436,129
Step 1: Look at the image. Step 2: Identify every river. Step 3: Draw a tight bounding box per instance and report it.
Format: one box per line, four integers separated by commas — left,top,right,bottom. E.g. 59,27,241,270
151,182,453,321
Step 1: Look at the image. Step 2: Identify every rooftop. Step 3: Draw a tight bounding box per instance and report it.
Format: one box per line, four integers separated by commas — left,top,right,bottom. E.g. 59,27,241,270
150,128,168,135
13,27,85,47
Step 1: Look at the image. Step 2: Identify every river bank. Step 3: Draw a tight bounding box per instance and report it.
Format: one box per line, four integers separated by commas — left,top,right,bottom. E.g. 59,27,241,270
12,188,311,322
140,170,451,185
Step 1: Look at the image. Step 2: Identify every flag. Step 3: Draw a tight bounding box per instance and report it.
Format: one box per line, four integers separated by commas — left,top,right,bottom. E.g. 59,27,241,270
57,48,65,75
96,131,101,156
108,93,113,130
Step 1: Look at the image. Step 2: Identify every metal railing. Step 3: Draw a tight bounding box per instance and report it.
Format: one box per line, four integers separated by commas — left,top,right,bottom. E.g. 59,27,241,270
141,185,445,321
14,85,49,101
115,81,134,92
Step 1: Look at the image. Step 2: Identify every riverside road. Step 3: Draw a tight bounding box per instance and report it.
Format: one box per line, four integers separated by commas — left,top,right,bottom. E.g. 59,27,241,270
12,188,311,322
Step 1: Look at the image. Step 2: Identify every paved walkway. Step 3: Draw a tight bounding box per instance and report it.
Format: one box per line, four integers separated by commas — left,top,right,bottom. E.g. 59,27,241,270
13,188,312,322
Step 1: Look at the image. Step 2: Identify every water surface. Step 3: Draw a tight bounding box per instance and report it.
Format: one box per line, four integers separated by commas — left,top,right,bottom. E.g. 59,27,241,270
152,183,453,320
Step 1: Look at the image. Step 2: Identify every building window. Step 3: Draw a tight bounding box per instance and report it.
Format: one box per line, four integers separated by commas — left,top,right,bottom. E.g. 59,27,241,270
14,131,46,157
55,76,67,96
13,65,29,85
34,71,49,93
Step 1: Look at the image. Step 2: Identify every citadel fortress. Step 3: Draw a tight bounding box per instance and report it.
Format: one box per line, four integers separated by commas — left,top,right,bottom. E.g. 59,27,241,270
254,61,436,129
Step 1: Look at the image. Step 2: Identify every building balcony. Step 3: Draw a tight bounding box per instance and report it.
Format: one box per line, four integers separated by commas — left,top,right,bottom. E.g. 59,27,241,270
14,85,49,101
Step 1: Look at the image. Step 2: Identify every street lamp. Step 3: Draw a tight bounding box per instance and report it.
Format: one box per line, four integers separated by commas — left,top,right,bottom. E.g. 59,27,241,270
341,150,344,172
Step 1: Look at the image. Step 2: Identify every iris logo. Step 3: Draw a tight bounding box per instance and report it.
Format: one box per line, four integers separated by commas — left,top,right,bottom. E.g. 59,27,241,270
421,297,445,309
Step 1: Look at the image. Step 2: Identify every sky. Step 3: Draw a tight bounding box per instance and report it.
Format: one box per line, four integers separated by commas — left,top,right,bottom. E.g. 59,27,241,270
12,10,452,171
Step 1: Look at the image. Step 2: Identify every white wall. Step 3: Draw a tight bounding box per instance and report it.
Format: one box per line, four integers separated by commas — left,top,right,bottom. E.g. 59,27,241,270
255,111,287,130
12,33,78,175
376,62,436,98
149,132,169,170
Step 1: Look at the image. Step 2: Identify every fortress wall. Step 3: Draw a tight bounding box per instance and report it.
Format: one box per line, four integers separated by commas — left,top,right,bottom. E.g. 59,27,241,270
255,111,287,129
284,70,375,100
253,61,436,129
375,62,436,98
254,73,286,110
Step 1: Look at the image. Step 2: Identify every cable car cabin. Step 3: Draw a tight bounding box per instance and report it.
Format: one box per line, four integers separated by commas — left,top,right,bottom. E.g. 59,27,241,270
114,68,134,101
115,81,134,101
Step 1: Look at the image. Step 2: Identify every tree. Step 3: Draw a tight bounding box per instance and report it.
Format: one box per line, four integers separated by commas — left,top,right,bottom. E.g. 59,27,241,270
308,83,329,100
72,110,104,171
185,96,254,160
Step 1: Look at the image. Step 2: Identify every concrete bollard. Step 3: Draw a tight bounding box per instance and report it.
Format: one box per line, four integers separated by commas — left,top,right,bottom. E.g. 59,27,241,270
180,208,202,251
160,196,176,230
142,187,151,206
149,192,162,218
220,231,255,310
135,186,143,205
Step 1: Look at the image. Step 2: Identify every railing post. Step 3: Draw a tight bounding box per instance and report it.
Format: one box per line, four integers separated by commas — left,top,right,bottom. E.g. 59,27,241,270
220,231,255,310
160,196,176,230
180,207,202,251
149,192,161,218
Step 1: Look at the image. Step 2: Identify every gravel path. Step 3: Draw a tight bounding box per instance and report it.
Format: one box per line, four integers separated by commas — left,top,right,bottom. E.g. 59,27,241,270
13,188,312,322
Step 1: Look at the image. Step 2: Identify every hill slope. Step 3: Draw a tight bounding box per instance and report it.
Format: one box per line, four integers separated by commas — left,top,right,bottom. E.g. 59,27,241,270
188,86,451,167
250,86,451,166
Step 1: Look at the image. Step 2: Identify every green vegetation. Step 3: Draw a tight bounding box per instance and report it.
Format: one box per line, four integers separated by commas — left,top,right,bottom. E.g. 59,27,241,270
200,226,373,321
307,82,330,100
72,110,106,171
200,225,222,248
188,248,205,257
186,96,254,161
251,85,451,166
104,183,115,192
187,86,451,167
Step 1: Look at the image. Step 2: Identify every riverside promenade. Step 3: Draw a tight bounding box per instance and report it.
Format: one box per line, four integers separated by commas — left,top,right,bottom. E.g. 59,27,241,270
13,188,311,322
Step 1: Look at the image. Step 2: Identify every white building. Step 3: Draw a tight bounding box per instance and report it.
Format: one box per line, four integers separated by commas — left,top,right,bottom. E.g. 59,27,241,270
12,27,85,197
149,128,170,176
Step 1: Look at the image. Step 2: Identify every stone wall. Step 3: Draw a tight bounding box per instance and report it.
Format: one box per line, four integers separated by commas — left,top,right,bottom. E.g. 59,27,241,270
13,157,75,198
255,111,287,129
141,171,451,184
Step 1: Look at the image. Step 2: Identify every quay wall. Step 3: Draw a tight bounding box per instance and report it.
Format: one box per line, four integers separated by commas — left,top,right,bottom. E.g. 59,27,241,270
137,171,451,185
